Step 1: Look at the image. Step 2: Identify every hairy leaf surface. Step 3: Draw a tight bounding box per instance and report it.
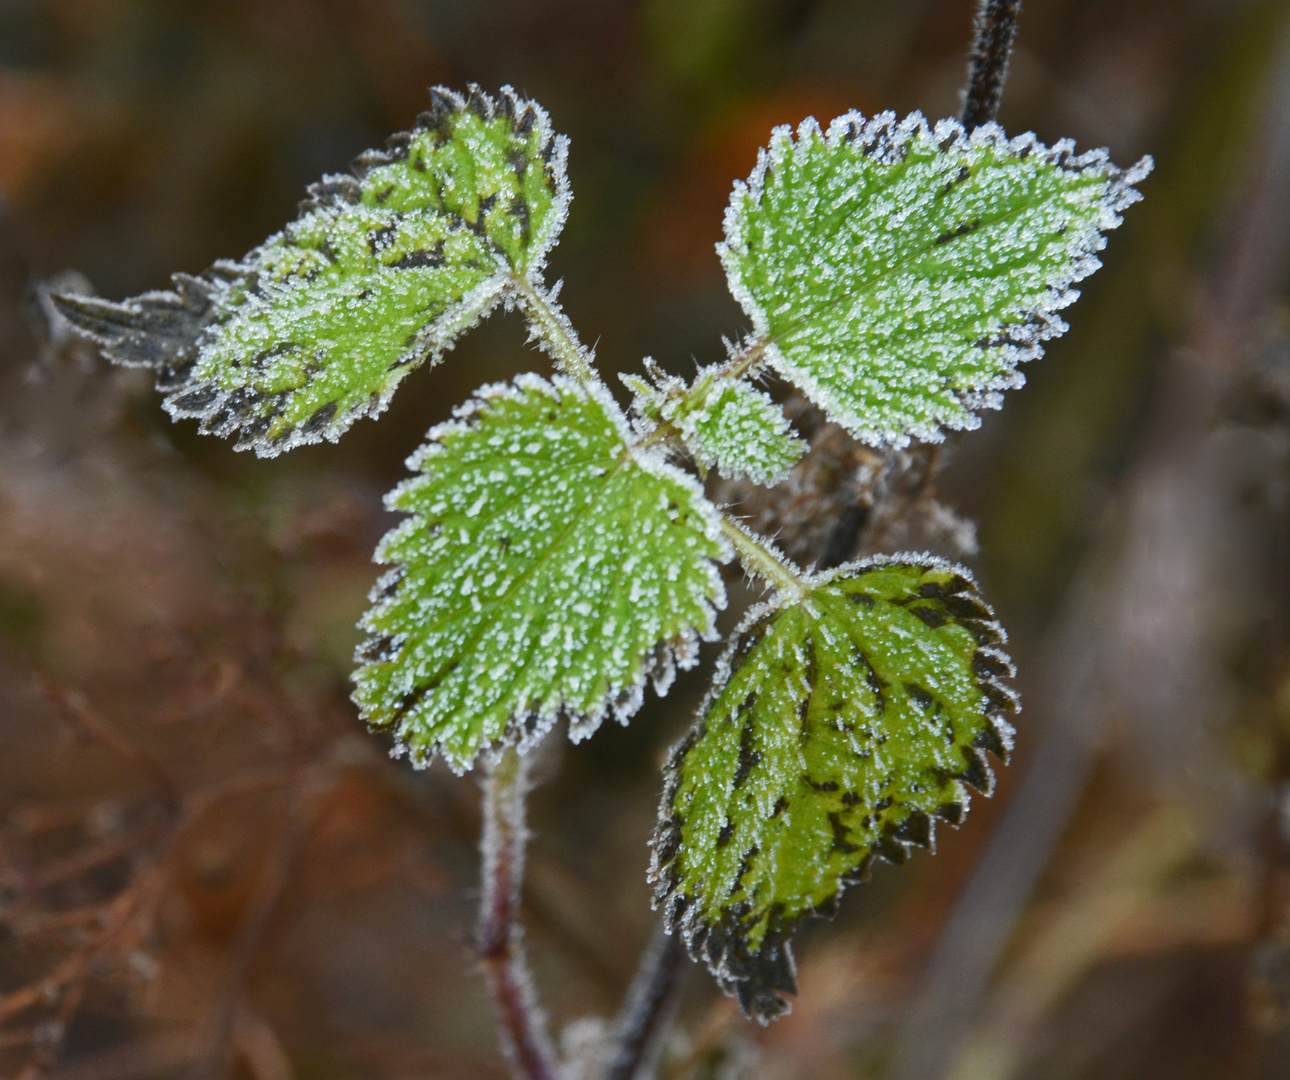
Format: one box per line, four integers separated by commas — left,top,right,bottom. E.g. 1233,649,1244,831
652,558,1017,1021
675,374,804,485
720,111,1151,445
54,86,569,455
354,375,729,772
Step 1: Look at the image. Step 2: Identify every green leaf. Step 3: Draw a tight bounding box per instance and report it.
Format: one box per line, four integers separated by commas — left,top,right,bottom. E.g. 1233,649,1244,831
651,558,1018,1021
353,374,730,773
622,362,805,485
720,112,1151,446
674,372,804,485
53,85,570,456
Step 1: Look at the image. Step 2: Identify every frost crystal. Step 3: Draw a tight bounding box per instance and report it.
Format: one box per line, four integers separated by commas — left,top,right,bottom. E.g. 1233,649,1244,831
353,374,730,773
672,371,804,485
720,111,1152,446
54,86,571,456
651,556,1018,1022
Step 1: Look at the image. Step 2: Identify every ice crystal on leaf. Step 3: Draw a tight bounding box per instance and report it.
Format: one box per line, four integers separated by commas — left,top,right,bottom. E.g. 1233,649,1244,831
651,558,1018,1021
53,86,570,455
673,373,805,485
720,111,1152,446
353,375,730,773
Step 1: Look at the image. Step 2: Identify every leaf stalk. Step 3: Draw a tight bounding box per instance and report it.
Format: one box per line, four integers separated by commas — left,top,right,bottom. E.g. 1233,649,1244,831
719,518,809,601
511,274,598,385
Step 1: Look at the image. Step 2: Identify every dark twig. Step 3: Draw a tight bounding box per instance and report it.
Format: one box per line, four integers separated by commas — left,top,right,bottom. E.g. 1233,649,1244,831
962,0,1023,130
602,922,689,1080
479,749,561,1080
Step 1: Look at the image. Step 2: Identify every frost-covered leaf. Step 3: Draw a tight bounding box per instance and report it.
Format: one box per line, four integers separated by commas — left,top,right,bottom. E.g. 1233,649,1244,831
354,374,729,773
721,111,1151,446
673,373,804,484
54,85,570,456
620,358,686,431
652,557,1018,1021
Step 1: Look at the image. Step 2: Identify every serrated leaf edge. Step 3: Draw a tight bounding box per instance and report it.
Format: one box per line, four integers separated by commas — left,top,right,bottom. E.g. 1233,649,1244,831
719,109,1153,448
354,372,732,774
648,552,1019,1021
54,85,571,459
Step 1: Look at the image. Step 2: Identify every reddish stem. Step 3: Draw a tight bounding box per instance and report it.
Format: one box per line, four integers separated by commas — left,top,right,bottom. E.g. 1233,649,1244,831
479,749,561,1080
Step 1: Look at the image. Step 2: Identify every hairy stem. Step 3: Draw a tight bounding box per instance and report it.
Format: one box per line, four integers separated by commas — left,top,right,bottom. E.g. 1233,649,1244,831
720,517,809,601
602,923,689,1080
511,274,597,384
479,748,562,1080
962,0,1023,130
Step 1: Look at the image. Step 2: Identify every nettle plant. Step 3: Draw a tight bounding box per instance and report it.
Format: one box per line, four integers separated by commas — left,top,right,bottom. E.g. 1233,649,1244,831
54,26,1149,1072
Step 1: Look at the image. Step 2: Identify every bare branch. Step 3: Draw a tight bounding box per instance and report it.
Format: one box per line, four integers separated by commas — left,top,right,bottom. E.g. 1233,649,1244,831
962,0,1023,130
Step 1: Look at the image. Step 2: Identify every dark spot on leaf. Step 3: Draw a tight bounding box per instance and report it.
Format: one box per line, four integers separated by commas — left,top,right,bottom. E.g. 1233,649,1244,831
909,605,947,628
251,341,297,368
390,245,445,270
894,811,932,849
959,747,994,794
422,658,460,692
875,837,910,864
935,218,982,246
960,617,1004,646
974,718,1012,762
172,385,219,412
973,653,1011,680
369,222,399,253
383,132,412,160
936,802,967,826
302,401,337,435
905,682,934,709
716,820,735,848
509,196,531,245
831,812,863,853
733,720,762,788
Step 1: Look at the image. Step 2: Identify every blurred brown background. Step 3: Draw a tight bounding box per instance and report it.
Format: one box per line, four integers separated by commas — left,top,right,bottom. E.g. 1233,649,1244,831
2,1,1290,1078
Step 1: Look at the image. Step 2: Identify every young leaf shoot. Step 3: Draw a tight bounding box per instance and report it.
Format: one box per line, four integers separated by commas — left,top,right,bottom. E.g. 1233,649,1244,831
673,373,806,485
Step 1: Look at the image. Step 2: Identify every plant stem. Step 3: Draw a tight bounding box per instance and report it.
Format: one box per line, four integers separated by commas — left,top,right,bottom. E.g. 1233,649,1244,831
962,0,1023,130
719,517,809,601
511,273,597,384
602,923,689,1080
479,748,562,1080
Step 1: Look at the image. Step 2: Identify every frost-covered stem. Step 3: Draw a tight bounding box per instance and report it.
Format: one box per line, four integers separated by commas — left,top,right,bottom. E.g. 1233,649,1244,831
601,923,688,1080
512,274,597,385
719,517,808,601
962,0,1023,129
479,748,562,1080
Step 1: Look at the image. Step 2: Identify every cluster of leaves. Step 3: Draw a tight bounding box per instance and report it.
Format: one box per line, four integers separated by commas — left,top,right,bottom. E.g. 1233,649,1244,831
54,85,1148,1020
